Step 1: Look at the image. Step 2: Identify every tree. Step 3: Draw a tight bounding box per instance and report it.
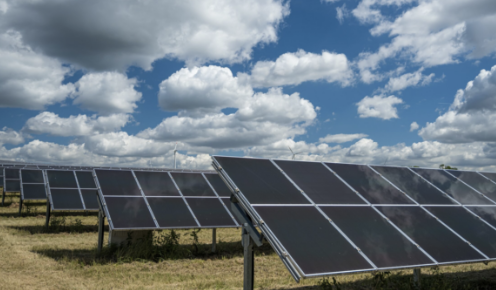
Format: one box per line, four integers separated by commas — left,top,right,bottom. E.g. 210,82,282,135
439,164,458,170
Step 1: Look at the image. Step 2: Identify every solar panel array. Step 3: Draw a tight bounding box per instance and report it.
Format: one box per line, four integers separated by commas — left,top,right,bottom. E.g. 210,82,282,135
46,170,99,210
95,169,239,230
213,156,496,280
4,168,21,192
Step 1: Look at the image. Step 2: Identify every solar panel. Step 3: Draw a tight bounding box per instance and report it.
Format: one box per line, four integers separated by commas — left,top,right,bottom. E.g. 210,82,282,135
46,170,99,210
213,156,496,282
95,169,239,231
446,170,496,203
4,168,21,192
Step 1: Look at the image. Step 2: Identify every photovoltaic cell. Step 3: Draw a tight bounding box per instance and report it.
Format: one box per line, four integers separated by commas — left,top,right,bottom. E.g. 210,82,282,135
22,184,47,200
326,163,413,204
410,168,492,205
214,156,310,204
186,198,236,227
320,206,433,268
466,207,496,229
481,172,496,184
147,197,197,228
372,166,456,205
255,206,373,275
50,189,83,209
135,171,180,196
104,196,156,229
5,180,20,192
75,171,96,188
446,170,496,203
81,190,99,210
5,168,19,179
376,206,485,263
424,206,496,258
204,174,231,197
96,170,141,196
171,173,215,197
275,160,366,204
21,170,44,183
47,171,78,188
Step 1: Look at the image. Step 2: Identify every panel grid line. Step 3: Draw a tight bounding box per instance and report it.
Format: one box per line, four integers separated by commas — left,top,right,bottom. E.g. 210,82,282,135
73,170,87,210
201,172,239,227
367,165,419,205
131,170,160,228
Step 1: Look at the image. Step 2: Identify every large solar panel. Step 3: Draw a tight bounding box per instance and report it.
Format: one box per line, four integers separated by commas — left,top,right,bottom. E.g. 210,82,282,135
20,169,47,200
4,168,21,192
213,156,496,281
46,170,99,210
95,169,239,230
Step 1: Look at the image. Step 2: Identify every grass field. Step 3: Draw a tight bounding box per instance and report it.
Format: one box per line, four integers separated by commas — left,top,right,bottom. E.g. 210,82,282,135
2,193,496,289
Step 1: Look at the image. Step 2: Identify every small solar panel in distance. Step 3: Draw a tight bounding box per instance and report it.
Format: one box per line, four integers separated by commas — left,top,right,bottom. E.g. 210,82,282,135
5,168,19,179
186,197,236,227
372,166,457,204
320,206,434,268
376,206,485,263
274,160,366,204
135,171,180,196
47,171,78,188
5,180,20,192
21,170,44,183
325,163,414,204
424,206,496,258
22,184,46,200
214,156,310,204
446,170,496,203
410,168,492,205
50,189,83,209
170,173,216,197
75,171,96,188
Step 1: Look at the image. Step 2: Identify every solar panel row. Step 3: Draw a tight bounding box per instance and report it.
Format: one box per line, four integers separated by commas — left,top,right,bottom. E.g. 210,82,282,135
95,169,239,230
213,156,496,281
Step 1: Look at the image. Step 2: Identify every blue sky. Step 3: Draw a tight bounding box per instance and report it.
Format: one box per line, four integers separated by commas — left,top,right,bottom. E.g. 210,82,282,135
1,0,496,170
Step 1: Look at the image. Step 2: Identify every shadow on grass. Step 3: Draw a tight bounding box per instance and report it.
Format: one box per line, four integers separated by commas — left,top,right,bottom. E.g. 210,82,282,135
8,223,104,234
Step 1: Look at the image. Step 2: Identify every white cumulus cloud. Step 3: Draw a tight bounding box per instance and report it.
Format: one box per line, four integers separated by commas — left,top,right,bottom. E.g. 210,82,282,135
384,68,435,92
410,122,419,132
319,133,368,143
356,95,403,119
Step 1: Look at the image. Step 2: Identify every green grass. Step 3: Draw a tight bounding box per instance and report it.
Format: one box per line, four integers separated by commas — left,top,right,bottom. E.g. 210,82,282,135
1,192,496,289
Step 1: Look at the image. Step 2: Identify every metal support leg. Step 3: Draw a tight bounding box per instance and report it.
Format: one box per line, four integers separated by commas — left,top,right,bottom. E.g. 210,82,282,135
45,200,51,229
97,210,105,254
413,268,421,289
242,227,254,290
212,228,217,253
2,189,5,206
18,198,23,216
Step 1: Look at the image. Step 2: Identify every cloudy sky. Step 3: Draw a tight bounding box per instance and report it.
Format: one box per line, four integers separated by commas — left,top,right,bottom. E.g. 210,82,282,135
1,0,496,170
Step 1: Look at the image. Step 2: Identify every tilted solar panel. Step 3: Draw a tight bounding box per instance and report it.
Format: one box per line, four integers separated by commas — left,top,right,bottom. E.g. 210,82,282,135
46,170,99,211
95,169,239,231
212,156,496,282
4,168,21,192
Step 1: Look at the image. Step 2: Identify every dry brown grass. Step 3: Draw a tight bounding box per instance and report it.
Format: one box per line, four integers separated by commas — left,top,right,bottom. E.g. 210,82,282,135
1,193,496,289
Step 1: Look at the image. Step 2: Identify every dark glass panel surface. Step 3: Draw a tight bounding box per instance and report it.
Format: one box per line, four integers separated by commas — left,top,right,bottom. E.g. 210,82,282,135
95,170,141,196
81,190,99,210
221,197,241,225
50,189,83,209
275,161,366,204
376,206,485,263
104,196,156,229
135,171,180,196
255,206,372,274
186,198,236,227
466,207,496,229
214,157,309,204
425,206,496,258
23,184,47,199
204,174,231,197
5,180,20,192
21,170,44,183
411,168,492,205
320,206,432,268
47,171,77,188
171,173,215,197
76,171,97,188
372,166,456,204
5,169,19,179
326,163,413,204
481,172,496,183
147,197,197,228
447,170,496,203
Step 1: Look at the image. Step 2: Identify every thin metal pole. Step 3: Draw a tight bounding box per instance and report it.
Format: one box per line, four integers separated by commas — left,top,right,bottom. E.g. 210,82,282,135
45,199,51,229
18,198,23,216
1,189,5,206
97,210,105,254
212,228,217,253
413,268,421,289
242,227,254,290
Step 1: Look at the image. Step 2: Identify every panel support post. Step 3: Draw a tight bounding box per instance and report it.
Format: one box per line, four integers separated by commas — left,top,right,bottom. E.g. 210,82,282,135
18,198,23,216
242,227,254,290
212,228,217,253
97,210,105,254
413,268,421,289
45,200,51,229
